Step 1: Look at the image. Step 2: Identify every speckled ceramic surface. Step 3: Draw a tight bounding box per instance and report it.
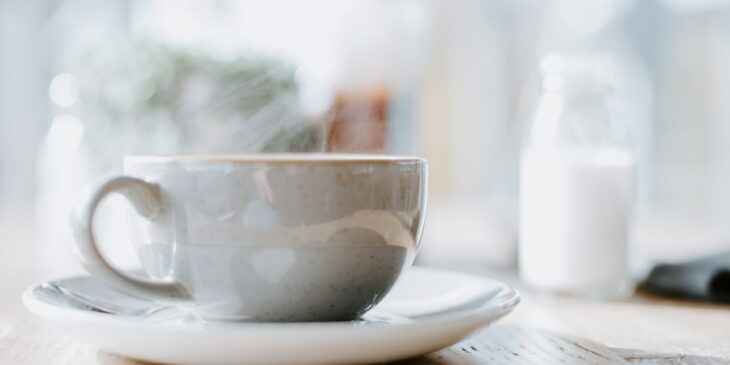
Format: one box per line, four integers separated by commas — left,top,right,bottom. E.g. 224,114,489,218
72,154,427,321
24,266,520,365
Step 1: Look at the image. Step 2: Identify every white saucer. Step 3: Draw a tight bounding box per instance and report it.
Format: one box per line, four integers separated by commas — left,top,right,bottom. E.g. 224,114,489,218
24,266,519,365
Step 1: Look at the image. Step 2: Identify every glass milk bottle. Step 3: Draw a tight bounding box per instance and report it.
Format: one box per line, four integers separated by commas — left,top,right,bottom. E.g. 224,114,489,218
519,54,635,298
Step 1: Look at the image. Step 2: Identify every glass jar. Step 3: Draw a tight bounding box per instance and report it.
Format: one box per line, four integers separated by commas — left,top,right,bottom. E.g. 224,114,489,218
519,53,636,298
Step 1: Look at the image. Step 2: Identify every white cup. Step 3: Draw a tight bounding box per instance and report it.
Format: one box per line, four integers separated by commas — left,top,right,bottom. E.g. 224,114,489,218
72,154,427,321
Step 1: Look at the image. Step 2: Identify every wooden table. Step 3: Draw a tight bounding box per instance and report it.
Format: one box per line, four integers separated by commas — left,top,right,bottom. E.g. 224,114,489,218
2,206,729,364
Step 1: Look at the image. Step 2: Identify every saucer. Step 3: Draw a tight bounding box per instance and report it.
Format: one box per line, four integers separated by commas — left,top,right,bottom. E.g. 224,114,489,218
23,266,519,365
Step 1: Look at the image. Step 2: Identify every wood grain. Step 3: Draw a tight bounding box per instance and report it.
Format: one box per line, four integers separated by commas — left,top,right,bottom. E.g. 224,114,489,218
399,325,627,364
614,349,730,365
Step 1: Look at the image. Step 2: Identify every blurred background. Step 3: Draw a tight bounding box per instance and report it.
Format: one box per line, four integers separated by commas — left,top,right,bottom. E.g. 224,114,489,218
2,0,730,278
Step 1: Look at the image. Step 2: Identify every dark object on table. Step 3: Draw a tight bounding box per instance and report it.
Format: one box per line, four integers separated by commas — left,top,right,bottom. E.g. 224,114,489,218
642,252,730,303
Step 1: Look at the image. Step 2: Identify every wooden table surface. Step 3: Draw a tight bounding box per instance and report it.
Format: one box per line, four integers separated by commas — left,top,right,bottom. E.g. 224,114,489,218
2,206,729,365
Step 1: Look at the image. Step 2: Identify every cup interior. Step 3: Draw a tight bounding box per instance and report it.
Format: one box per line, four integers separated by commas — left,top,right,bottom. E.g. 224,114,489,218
125,153,425,164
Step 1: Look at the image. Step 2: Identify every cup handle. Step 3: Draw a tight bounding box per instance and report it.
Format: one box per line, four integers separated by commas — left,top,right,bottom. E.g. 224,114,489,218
71,176,192,300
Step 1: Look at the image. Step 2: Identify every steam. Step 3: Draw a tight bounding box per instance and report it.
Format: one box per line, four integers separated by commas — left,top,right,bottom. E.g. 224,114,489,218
59,37,390,174
65,38,329,173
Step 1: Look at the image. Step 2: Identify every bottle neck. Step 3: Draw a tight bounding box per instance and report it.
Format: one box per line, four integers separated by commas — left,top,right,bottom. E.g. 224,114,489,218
527,74,630,150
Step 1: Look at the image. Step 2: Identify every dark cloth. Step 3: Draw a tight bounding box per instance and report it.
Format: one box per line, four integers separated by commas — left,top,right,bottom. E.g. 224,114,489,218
642,252,730,303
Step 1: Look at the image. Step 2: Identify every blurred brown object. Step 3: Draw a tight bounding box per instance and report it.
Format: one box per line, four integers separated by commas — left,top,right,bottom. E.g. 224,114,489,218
326,89,390,153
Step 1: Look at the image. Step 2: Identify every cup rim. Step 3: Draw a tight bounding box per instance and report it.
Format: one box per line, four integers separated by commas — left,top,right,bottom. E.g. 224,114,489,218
125,153,426,165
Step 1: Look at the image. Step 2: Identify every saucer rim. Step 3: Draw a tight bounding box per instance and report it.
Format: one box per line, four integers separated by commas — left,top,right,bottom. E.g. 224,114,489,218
23,266,520,334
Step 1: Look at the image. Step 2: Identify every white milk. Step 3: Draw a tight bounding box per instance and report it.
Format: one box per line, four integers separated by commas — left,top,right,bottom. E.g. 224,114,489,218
519,147,635,297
